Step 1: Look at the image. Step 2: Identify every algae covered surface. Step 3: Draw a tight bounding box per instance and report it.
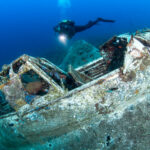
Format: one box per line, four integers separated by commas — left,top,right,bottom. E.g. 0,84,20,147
1,30,150,149
1,0,150,149
59,40,101,71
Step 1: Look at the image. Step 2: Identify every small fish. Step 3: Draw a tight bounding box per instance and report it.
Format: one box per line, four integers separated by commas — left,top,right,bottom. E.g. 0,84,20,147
107,87,118,93
118,45,122,49
109,87,118,91
60,74,67,79
107,60,111,64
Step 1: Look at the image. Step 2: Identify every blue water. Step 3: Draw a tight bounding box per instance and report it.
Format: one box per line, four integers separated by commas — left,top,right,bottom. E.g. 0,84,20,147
0,0,150,68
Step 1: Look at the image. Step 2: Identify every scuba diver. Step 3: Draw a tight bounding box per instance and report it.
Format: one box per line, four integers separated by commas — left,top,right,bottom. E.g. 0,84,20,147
54,17,115,39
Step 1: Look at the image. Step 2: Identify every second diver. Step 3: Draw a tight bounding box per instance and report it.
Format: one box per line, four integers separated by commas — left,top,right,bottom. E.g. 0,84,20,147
54,17,115,39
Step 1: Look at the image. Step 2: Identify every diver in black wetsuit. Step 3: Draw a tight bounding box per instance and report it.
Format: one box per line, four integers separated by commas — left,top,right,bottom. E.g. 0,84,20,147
54,17,115,39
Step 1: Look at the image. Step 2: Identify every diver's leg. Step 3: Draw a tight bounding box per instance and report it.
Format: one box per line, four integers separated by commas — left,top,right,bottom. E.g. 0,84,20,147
75,19,100,32
86,17,115,28
75,18,115,33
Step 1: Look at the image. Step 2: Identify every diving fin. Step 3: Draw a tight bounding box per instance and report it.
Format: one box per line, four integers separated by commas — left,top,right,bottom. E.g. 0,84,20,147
98,17,115,23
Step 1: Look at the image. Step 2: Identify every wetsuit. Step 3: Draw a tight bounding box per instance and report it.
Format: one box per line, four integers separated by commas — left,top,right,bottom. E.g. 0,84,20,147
54,18,115,39
75,18,115,32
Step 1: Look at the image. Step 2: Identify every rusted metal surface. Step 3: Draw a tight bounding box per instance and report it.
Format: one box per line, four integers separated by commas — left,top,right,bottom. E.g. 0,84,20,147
1,31,150,149
76,57,108,79
0,55,67,116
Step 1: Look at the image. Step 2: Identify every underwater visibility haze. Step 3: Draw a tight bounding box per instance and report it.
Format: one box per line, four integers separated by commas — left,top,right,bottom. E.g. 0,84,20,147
0,0,150,68
1,0,150,150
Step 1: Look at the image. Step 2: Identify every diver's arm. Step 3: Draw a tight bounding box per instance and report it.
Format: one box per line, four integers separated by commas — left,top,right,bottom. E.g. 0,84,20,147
75,18,115,33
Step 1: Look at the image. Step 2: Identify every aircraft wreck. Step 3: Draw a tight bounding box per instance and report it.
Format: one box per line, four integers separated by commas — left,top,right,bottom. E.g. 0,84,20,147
1,30,150,149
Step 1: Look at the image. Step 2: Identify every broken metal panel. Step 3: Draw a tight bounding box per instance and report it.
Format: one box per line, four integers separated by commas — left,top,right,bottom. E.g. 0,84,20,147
123,37,146,74
26,60,64,94
15,68,120,117
12,58,26,74
100,36,128,72
0,55,66,114
0,35,140,116
9,55,65,94
68,65,92,85
0,90,14,116
135,36,150,47
2,68,27,111
24,55,65,93
26,55,67,92
21,70,50,96
68,68,120,97
15,44,148,139
38,57,67,75
15,31,150,116
76,57,108,79
1,31,150,149
0,68,121,143
76,57,104,71
135,29,150,41
74,39,128,80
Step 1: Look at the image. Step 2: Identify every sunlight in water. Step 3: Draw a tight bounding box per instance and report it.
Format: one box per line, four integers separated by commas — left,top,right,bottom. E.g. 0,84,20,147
58,0,71,8
58,0,71,18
